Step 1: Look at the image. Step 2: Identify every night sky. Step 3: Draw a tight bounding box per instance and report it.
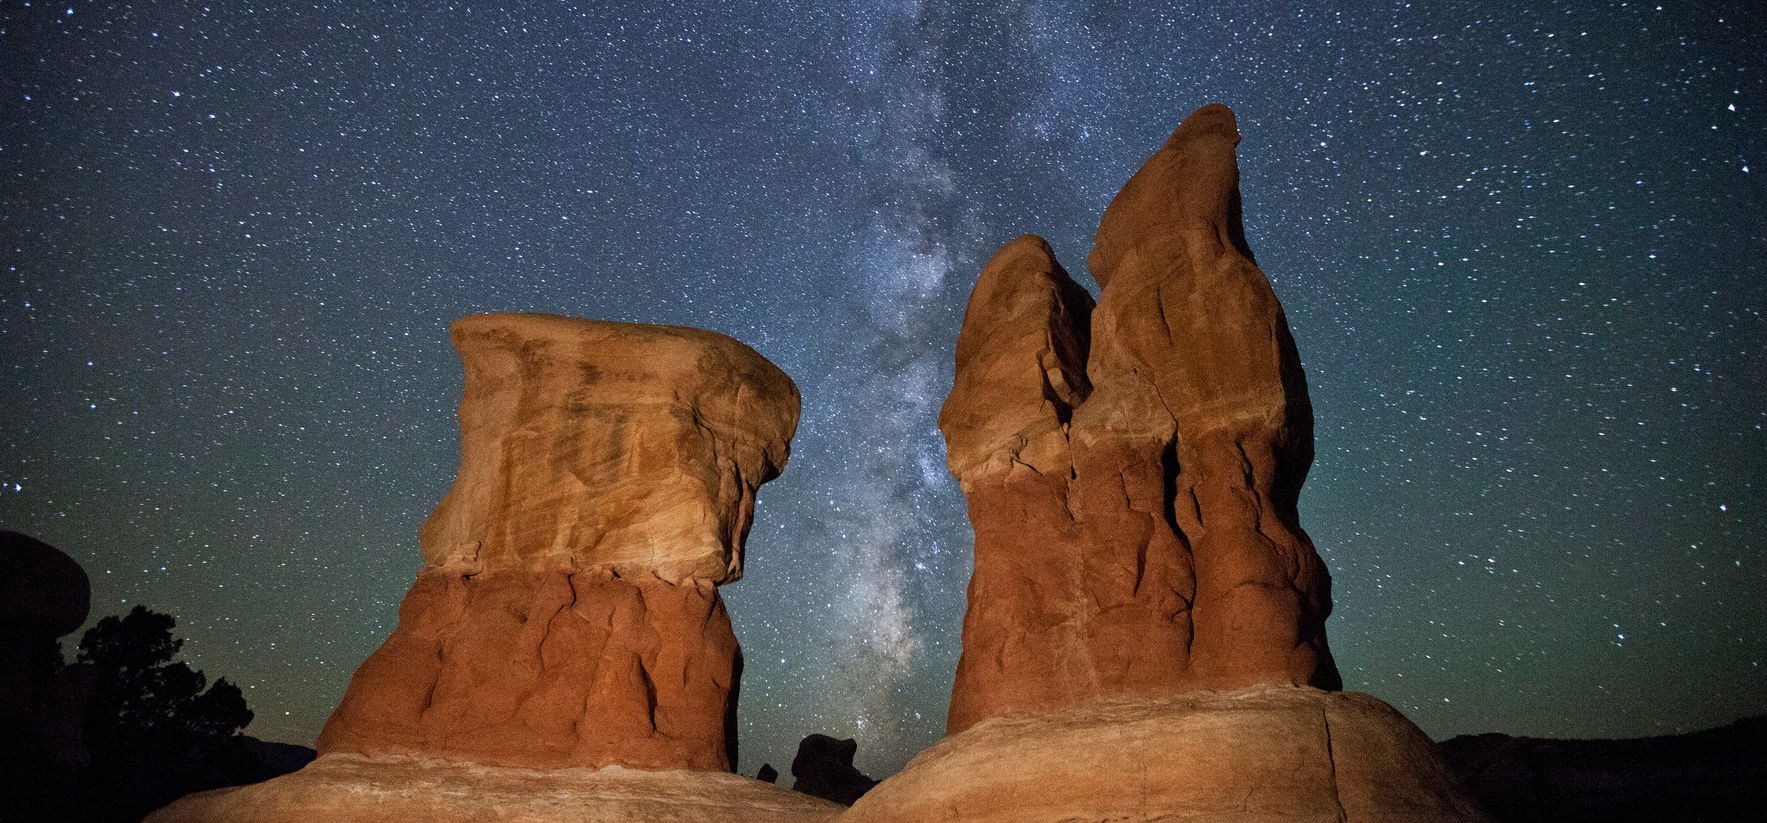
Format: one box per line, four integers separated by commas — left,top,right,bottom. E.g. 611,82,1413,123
4,1,1763,776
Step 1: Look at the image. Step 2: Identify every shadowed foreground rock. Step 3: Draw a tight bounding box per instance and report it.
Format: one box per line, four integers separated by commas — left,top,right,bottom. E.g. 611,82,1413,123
1,530,93,819
942,103,1338,734
152,313,826,822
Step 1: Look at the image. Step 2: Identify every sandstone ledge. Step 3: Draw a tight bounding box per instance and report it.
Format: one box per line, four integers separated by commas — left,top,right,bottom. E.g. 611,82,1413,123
841,686,1490,823
147,753,844,823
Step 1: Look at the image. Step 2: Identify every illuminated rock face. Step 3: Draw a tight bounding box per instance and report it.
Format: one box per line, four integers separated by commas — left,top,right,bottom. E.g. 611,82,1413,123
418,312,799,586
318,312,799,772
146,754,844,823
873,102,1488,823
842,688,1490,823
940,104,1338,734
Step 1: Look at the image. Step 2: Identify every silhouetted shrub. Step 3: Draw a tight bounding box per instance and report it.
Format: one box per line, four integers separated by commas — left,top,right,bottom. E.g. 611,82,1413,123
78,605,252,743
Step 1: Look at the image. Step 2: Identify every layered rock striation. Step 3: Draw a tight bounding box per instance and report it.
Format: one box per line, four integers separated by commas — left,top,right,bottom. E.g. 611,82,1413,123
318,313,800,772
941,103,1337,734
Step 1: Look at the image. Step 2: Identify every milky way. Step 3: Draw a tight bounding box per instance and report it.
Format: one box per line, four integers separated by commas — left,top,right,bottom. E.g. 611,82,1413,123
3,1,1763,775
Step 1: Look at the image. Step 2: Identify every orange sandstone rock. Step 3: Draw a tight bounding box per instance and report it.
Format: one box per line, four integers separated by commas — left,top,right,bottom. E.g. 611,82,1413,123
318,313,799,772
420,312,798,585
941,104,1337,734
842,687,1489,823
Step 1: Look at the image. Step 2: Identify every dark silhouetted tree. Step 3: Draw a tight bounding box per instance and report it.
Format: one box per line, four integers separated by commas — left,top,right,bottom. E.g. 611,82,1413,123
77,605,252,741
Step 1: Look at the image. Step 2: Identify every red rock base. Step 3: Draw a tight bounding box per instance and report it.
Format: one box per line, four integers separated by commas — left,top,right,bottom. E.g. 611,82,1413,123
318,568,740,772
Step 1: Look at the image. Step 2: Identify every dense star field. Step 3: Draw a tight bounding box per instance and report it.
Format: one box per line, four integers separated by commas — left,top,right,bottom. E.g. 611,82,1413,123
2,1,1762,775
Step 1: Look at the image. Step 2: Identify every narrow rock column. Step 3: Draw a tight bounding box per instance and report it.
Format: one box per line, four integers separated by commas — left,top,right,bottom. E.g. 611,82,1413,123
318,312,799,772
941,104,1338,734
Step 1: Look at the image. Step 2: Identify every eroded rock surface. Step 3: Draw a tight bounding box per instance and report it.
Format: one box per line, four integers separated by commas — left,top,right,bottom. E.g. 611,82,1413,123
319,313,800,772
145,754,843,823
843,688,1487,823
419,312,799,585
942,104,1337,734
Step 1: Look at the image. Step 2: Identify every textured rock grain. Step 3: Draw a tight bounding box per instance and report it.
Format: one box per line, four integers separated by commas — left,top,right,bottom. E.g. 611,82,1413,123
420,312,799,585
319,313,799,772
941,104,1337,734
841,687,1490,823
146,754,844,823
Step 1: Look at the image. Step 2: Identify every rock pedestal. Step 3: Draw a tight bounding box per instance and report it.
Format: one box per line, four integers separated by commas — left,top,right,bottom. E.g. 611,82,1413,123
842,688,1488,823
941,103,1337,735
318,313,798,772
151,313,837,822
885,104,1488,822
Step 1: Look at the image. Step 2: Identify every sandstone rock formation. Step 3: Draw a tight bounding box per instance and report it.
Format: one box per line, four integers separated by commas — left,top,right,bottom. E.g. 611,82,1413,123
841,687,1488,823
413,313,797,587
0,530,91,642
318,313,799,772
790,734,879,805
1,531,95,819
941,103,1337,734
146,753,843,823
862,103,1490,822
154,313,820,822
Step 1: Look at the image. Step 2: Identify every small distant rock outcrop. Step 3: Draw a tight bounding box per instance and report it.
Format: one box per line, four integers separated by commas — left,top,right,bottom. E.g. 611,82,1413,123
151,314,840,823
939,104,1337,735
845,104,1487,822
790,734,878,805
1439,717,1767,823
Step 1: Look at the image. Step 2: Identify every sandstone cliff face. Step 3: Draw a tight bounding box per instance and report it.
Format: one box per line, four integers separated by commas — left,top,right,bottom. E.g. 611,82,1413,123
318,313,799,772
942,104,1337,734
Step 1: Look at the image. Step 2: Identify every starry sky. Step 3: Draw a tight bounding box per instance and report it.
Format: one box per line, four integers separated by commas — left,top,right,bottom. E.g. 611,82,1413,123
3,0,1763,777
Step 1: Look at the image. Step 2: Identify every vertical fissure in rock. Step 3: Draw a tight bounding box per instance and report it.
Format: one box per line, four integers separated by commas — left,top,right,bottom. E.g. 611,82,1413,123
939,104,1336,731
1321,705,1349,823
